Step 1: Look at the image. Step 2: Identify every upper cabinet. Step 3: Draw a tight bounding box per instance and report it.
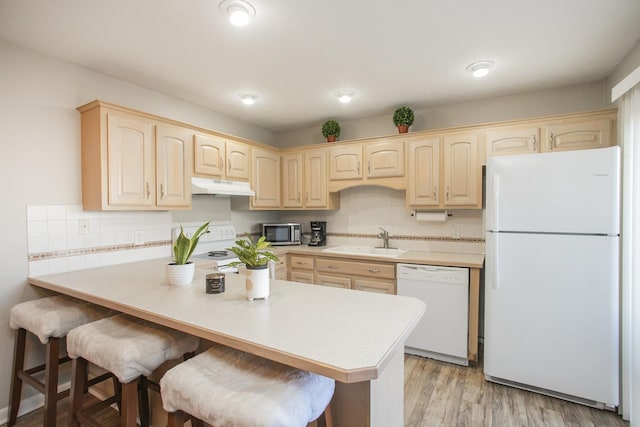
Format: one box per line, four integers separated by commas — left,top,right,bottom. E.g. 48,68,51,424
328,139,405,192
251,147,281,209
544,118,611,152
282,148,339,210
485,111,616,159
407,132,481,209
193,133,250,180
78,101,191,211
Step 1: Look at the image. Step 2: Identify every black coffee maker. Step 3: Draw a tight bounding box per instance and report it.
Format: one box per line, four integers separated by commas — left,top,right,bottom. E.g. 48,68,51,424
308,221,327,246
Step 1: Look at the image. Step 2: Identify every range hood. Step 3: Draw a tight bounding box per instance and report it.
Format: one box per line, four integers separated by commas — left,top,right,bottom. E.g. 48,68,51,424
191,177,255,196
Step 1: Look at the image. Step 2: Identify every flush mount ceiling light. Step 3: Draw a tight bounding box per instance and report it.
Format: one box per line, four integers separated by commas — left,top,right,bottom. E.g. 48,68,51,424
466,60,495,78
219,0,256,26
240,94,258,105
335,90,355,103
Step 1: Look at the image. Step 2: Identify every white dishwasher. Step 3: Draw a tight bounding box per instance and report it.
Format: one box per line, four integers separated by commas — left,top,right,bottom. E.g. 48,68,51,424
397,263,469,366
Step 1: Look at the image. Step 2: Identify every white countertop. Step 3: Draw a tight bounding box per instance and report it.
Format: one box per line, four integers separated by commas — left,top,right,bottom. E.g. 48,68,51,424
275,245,485,269
28,257,426,384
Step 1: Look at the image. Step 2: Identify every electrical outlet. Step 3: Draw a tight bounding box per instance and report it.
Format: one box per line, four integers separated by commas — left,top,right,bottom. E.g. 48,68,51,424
452,228,461,239
134,231,145,246
79,219,89,234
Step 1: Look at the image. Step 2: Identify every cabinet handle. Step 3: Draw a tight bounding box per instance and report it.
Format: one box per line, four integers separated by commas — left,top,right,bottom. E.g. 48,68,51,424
228,159,232,171
328,265,340,270
296,261,307,265
368,160,371,174
160,184,165,199
532,134,537,151
548,133,554,151
433,186,437,200
297,192,300,201
368,268,381,273
220,158,224,170
357,162,360,175
146,182,151,199
446,186,450,201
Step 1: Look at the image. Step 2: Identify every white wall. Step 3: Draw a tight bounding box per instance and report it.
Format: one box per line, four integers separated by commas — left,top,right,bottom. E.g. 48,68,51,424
0,40,276,414
275,80,611,148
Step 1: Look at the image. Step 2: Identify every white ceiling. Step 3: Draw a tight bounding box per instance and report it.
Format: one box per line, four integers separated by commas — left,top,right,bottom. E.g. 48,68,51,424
1,0,640,132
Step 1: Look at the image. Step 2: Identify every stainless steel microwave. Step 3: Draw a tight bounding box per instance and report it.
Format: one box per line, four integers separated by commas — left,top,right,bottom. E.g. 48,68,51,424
262,223,301,245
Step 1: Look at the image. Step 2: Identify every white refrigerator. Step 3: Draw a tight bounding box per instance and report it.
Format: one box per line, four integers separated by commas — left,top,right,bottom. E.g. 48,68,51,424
484,146,620,409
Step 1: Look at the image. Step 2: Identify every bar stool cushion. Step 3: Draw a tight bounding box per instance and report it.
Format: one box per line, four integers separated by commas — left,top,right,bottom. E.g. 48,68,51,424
9,295,109,344
67,314,200,384
160,345,335,427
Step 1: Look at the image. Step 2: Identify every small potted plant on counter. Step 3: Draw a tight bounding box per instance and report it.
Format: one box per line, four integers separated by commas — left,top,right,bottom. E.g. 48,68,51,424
321,119,341,142
228,233,279,301
166,222,209,286
392,106,414,133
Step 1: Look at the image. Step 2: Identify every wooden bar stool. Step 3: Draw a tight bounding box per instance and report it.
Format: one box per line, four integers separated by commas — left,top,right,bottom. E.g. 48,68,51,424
8,295,110,427
66,314,199,427
160,345,335,427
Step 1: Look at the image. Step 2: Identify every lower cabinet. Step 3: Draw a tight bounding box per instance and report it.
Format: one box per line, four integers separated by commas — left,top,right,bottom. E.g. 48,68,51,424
287,254,396,294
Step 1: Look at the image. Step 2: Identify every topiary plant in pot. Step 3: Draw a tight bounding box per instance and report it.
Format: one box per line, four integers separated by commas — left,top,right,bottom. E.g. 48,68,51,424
167,222,210,286
321,120,341,142
228,233,280,301
392,106,414,133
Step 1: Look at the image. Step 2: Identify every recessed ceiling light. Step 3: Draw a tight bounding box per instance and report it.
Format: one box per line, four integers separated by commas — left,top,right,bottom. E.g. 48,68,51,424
335,90,355,103
219,0,255,26
240,94,258,105
466,60,494,78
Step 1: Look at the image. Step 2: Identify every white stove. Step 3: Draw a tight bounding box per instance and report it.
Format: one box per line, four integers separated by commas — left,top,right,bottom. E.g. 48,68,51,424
171,223,240,273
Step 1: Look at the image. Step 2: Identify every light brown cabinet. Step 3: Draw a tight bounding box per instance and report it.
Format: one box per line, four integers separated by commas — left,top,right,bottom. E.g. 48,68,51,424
78,102,191,211
287,254,396,294
328,140,405,191
194,134,250,180
282,148,338,210
485,126,540,157
251,147,281,209
407,132,481,209
544,118,612,152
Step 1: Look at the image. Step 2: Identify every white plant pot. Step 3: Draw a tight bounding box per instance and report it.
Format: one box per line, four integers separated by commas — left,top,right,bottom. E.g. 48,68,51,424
166,262,195,286
245,265,270,301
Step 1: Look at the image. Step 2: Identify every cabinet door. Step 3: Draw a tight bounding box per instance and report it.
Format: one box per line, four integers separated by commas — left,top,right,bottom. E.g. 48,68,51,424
226,140,250,180
304,148,328,208
365,140,404,178
329,144,362,180
106,112,155,207
194,133,224,176
354,279,396,295
251,148,281,208
544,119,612,152
289,255,314,270
282,153,303,208
407,137,441,207
316,274,351,289
443,133,480,207
486,126,540,157
156,124,191,208
289,271,314,284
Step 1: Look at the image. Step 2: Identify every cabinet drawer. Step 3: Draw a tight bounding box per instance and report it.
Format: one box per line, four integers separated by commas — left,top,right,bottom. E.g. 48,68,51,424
316,258,395,279
289,271,314,284
289,255,314,270
316,274,351,289
354,278,396,295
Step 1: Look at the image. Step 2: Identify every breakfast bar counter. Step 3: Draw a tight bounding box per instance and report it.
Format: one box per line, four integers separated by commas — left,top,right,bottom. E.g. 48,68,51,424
29,258,426,427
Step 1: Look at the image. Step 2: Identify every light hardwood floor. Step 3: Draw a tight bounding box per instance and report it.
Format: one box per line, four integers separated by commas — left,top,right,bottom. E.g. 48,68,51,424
3,354,629,427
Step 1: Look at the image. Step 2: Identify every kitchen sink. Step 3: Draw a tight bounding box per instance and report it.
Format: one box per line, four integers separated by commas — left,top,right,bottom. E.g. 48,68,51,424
322,245,408,258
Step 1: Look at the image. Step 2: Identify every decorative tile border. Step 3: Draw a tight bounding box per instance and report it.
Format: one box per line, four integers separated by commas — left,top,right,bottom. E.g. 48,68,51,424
28,240,171,261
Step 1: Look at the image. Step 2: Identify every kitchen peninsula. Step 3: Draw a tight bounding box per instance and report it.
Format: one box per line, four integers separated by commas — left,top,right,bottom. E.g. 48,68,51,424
28,258,426,427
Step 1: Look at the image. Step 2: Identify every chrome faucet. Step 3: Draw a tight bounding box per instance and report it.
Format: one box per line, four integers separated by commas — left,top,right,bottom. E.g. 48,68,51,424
377,227,391,249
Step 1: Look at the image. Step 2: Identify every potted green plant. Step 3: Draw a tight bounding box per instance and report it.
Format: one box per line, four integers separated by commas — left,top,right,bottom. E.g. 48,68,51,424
392,106,414,133
228,233,279,300
166,222,209,286
321,120,341,142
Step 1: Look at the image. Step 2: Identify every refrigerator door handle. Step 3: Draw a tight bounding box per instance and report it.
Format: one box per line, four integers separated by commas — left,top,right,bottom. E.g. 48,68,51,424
492,234,500,289
490,174,500,231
